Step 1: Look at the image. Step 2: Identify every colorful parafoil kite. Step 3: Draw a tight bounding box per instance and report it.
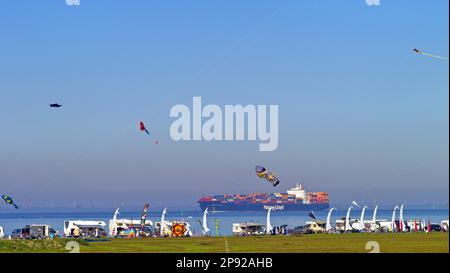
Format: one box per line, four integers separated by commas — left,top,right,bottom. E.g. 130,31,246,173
171,222,187,237
2,194,18,209
255,165,268,178
255,165,280,187
265,173,280,187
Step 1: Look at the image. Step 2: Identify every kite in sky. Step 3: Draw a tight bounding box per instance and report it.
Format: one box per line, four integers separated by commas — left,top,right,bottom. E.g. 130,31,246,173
139,121,159,144
50,103,62,108
352,201,361,208
265,173,280,187
255,165,280,187
255,165,268,178
139,121,150,135
308,211,317,220
413,48,448,61
2,194,19,209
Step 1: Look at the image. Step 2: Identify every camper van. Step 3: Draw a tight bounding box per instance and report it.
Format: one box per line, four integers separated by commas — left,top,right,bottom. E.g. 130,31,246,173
232,222,265,236
109,219,154,238
335,219,358,232
405,220,423,232
334,219,345,232
64,220,107,238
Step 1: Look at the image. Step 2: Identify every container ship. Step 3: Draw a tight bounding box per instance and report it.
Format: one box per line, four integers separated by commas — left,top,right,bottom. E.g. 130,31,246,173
198,184,329,212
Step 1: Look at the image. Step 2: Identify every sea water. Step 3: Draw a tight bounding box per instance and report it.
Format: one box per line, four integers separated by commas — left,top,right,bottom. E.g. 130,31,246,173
0,208,448,236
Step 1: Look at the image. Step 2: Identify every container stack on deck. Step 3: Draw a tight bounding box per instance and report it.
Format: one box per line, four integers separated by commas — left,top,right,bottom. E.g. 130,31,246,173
198,185,330,211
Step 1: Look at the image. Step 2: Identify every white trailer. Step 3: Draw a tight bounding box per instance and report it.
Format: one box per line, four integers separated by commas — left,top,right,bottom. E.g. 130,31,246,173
335,219,359,232
232,222,265,236
406,219,423,231
21,224,57,239
64,220,107,237
109,219,154,237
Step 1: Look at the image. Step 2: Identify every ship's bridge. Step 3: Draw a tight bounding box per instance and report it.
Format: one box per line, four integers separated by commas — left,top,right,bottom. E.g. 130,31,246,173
287,183,307,199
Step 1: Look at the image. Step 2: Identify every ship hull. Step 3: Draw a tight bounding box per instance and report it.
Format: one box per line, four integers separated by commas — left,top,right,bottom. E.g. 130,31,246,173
198,201,329,212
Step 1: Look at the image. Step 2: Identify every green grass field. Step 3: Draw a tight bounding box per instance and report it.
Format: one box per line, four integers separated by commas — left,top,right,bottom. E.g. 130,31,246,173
0,233,448,253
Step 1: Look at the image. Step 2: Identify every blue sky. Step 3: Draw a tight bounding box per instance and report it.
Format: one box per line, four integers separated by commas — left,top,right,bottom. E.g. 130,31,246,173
0,0,448,208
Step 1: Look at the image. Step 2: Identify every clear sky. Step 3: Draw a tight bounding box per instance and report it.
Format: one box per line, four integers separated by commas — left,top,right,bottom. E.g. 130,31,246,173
0,0,448,208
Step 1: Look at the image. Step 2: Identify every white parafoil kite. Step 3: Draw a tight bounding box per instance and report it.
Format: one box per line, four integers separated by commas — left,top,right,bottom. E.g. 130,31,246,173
351,201,361,208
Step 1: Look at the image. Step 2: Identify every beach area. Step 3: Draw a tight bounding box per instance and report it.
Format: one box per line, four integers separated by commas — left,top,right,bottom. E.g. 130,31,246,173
0,233,448,253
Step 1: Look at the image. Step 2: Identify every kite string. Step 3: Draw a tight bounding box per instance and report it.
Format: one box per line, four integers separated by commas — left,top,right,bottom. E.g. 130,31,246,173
421,52,449,60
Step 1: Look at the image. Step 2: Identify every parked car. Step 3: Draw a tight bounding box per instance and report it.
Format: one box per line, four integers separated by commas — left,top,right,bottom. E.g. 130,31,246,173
11,228,27,239
428,224,442,232
289,225,312,235
305,221,326,233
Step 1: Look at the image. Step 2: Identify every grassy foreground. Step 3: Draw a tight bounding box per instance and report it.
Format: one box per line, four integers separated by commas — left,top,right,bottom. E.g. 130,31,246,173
0,233,448,253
